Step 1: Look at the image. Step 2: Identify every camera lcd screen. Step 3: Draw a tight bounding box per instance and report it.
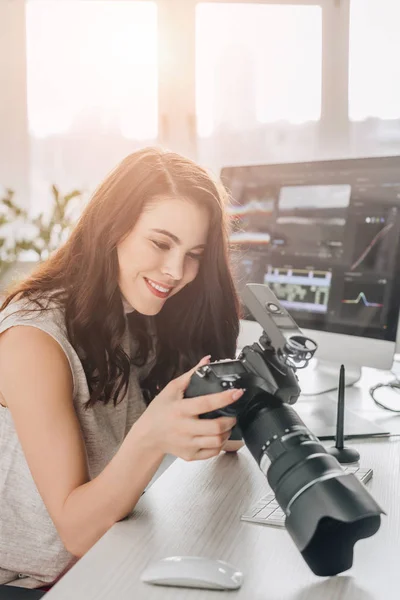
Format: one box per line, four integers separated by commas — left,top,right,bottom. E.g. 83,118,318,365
211,361,247,377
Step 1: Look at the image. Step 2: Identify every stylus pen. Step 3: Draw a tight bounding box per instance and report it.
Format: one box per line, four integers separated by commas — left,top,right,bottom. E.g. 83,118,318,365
336,364,345,450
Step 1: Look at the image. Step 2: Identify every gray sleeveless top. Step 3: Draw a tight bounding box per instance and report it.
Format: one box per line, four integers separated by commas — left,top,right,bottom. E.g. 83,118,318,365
0,299,156,589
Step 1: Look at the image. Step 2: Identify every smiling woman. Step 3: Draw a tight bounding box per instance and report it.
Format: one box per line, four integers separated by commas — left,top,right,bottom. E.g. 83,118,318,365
0,147,241,589
117,197,209,313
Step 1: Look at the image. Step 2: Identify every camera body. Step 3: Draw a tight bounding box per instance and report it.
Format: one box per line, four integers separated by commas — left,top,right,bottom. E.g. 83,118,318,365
185,283,316,418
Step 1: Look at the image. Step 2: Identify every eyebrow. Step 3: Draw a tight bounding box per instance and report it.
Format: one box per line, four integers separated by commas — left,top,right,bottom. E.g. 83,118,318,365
150,228,206,250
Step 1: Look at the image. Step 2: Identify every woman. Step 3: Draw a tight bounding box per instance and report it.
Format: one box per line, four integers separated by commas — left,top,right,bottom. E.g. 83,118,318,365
0,147,243,589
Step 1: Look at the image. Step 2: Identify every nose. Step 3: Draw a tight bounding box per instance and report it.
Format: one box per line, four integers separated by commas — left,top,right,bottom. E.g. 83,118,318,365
161,250,185,282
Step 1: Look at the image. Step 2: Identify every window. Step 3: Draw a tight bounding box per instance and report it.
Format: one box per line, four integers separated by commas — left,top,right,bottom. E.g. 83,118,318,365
4,0,394,215
349,0,400,121
195,2,322,169
26,0,158,210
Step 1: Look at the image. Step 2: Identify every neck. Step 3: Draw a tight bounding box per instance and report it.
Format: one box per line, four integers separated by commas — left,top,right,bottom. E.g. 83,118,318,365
122,296,135,314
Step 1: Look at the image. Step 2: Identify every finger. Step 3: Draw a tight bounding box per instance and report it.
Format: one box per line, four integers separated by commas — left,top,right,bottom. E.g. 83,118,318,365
174,355,211,392
183,388,245,417
190,416,237,437
197,355,212,367
222,440,245,453
189,448,222,461
191,432,231,450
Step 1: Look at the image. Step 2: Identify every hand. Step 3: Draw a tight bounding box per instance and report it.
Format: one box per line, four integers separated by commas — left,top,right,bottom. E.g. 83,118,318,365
222,440,245,453
139,357,244,462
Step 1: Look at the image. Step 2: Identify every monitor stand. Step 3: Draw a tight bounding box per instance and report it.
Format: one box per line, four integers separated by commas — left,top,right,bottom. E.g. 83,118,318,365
296,358,362,396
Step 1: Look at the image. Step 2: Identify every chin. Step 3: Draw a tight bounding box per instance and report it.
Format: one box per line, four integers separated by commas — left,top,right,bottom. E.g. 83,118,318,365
139,306,163,316
133,298,165,316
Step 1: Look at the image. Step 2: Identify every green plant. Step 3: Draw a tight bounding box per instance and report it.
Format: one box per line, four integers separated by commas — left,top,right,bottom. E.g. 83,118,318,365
0,189,27,279
0,186,85,279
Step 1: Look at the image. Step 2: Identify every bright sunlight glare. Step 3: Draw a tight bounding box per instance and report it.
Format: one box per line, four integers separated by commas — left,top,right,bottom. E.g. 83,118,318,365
195,3,322,138
26,0,398,143
349,0,400,121
26,0,158,140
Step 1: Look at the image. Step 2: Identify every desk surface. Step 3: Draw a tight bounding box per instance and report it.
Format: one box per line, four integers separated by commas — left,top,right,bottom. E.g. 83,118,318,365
47,368,400,600
297,365,400,438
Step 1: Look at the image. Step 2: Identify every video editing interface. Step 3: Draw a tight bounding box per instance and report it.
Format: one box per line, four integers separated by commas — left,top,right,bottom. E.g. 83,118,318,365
222,157,400,341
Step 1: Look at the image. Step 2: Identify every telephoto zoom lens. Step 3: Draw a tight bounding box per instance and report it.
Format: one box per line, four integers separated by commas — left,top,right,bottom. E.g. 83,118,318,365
238,394,384,577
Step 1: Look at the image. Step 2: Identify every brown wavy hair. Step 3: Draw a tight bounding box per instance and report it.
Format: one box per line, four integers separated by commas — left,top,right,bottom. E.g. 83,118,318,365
1,147,240,407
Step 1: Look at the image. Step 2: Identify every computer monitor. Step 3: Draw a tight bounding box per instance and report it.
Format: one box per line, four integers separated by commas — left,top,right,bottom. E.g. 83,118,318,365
221,156,400,395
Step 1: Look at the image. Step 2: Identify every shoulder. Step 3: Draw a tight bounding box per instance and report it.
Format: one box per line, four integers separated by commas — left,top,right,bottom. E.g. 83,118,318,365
0,324,72,377
0,296,64,329
0,297,77,394
0,324,73,408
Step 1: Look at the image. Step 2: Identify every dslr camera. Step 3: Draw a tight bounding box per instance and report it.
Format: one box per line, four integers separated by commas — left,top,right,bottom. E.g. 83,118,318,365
185,283,384,577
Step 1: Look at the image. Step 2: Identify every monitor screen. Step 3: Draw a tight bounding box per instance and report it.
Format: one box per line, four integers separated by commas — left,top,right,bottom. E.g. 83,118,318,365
222,156,400,343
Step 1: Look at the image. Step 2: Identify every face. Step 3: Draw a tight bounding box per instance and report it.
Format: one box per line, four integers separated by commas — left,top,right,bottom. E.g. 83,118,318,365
117,196,210,315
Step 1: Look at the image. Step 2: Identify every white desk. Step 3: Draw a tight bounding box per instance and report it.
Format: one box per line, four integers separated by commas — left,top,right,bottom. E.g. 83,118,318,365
46,368,400,600
290,366,400,444
299,365,400,436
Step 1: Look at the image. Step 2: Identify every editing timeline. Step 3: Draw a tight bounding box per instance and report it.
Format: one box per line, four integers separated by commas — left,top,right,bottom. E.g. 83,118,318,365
264,266,331,315
340,280,385,327
224,156,400,341
231,205,399,337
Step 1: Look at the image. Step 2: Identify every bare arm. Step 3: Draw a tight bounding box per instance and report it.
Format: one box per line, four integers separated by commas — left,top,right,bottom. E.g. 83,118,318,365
0,327,240,558
0,327,164,558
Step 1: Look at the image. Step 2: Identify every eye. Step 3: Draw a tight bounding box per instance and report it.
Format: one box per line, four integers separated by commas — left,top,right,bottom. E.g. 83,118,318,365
187,252,204,261
152,240,170,251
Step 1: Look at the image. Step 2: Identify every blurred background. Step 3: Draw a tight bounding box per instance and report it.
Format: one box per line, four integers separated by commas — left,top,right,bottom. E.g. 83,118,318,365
2,0,400,213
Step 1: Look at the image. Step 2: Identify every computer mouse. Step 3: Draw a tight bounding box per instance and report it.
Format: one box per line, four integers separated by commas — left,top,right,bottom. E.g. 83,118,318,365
141,555,244,590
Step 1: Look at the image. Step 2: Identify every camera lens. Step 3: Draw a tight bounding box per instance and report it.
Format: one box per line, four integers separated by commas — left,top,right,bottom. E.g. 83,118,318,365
238,396,383,576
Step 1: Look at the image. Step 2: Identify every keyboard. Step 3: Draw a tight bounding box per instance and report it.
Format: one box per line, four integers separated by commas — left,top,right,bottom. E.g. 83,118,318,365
241,466,373,528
